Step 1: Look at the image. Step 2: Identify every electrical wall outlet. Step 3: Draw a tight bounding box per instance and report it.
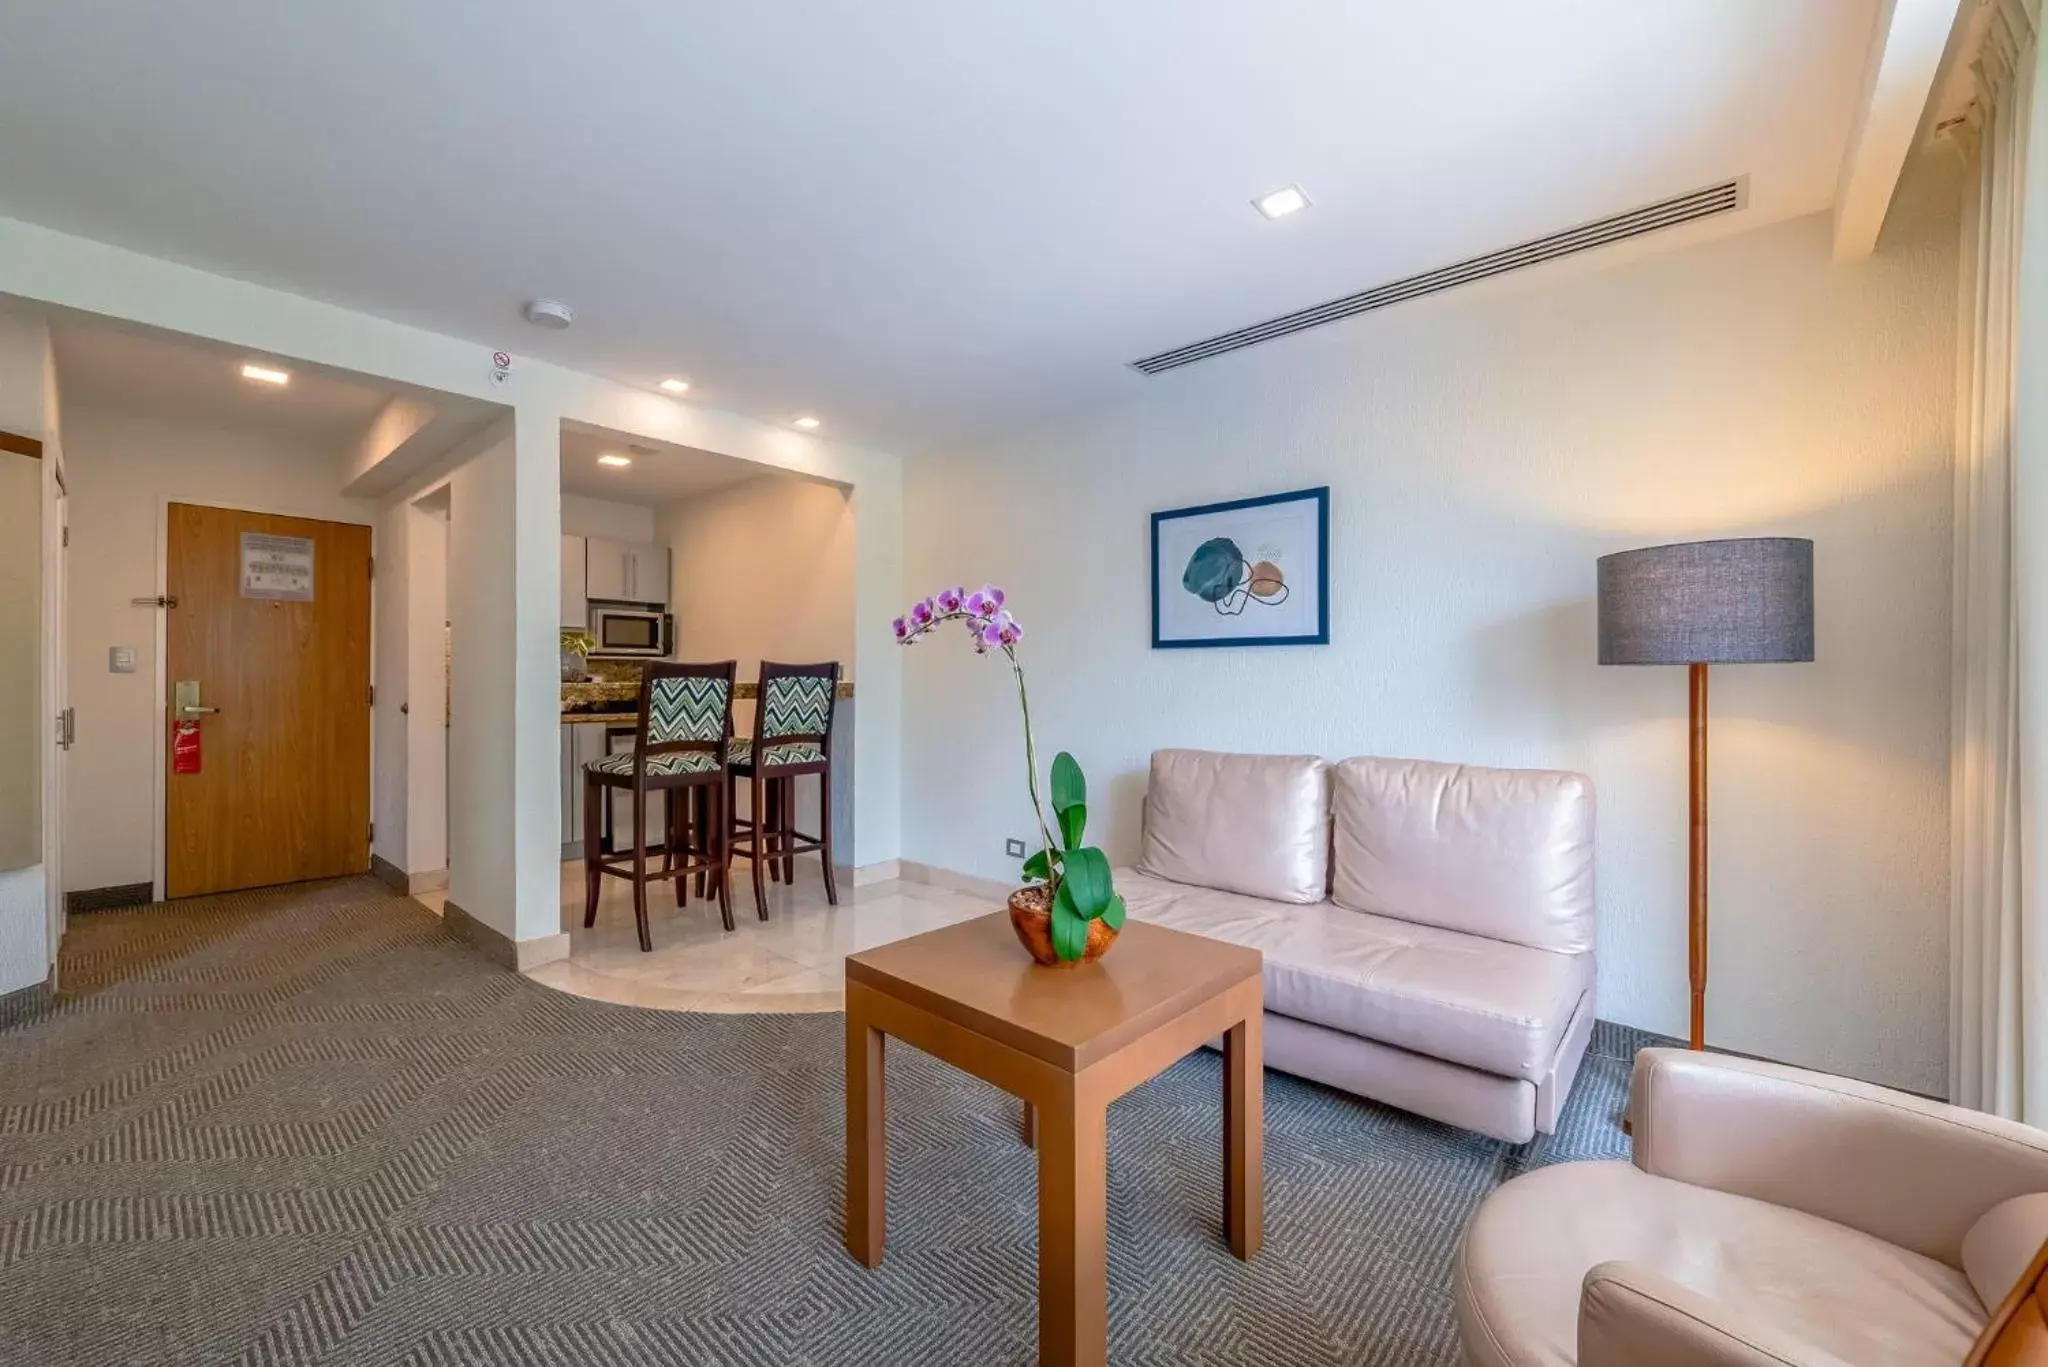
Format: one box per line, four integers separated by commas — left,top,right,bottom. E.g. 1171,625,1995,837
1004,838,1027,858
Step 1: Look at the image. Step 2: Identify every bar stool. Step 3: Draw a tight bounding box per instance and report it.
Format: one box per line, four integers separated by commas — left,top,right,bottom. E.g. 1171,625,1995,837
727,661,841,918
583,660,736,951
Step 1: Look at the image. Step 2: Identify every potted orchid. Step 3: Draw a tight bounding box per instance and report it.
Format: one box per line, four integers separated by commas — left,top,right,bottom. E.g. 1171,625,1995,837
895,584,1126,964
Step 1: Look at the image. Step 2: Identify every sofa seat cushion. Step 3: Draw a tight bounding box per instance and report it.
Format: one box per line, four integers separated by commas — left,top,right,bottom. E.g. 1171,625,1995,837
1119,871,1590,1081
1457,1160,1984,1367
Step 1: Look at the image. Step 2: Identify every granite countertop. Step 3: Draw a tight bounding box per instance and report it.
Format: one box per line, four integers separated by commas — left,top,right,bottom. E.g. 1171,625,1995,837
562,669,854,722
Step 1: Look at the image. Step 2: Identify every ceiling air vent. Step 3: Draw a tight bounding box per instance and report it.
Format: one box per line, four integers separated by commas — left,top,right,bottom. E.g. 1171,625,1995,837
1131,178,1747,375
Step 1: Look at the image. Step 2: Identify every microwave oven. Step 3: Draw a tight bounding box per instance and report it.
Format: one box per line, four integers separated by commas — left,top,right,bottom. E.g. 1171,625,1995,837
589,605,674,657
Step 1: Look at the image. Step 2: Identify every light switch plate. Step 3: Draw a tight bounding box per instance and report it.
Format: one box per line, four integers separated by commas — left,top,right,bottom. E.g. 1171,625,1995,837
109,646,137,674
1004,838,1027,858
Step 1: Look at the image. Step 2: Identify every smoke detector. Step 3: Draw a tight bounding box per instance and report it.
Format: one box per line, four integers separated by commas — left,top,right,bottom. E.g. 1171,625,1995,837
523,298,575,330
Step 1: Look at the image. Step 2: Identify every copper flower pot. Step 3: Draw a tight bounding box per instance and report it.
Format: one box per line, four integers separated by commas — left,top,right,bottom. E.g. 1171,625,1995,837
1007,885,1118,967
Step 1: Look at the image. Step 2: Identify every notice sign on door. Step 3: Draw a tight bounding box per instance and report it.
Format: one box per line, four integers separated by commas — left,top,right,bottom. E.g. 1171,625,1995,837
241,533,315,601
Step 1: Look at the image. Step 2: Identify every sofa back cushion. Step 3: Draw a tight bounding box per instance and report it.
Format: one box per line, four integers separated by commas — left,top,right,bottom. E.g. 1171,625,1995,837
1330,756,1593,953
1137,749,1329,904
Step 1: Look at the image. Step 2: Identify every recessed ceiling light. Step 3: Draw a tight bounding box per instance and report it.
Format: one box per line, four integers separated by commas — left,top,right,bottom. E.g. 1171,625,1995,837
597,453,632,468
241,363,290,385
1253,184,1311,220
659,377,690,395
792,416,821,431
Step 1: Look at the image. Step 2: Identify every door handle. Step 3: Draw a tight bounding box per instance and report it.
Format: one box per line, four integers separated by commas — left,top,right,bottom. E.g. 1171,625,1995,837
173,681,219,719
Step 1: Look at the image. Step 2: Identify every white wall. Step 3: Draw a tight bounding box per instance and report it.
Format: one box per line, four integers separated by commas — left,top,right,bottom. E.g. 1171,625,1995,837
404,505,447,880
563,493,656,544
903,188,1960,1094
61,406,374,894
444,415,562,943
0,310,57,993
661,474,858,851
661,475,855,677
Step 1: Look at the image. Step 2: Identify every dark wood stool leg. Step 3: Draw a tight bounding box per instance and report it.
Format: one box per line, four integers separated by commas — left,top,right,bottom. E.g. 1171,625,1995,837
684,786,700,901
819,770,839,906
750,768,770,920
631,782,652,953
780,776,796,884
694,783,711,899
583,772,603,927
713,779,735,931
766,779,782,884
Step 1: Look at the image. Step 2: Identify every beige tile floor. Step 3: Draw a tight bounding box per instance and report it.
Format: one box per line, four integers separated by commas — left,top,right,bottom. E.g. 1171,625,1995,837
416,858,992,1013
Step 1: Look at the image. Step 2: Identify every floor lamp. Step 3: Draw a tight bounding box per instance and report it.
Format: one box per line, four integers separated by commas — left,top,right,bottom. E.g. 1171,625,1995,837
1596,537,1814,1050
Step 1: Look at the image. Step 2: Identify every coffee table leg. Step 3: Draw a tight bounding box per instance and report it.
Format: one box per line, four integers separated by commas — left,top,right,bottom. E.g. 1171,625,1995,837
1038,1091,1107,1367
1224,1011,1263,1260
845,1005,885,1267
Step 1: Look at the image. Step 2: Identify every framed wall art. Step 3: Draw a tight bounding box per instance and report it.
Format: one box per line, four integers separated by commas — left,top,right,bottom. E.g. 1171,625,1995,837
1150,486,1328,648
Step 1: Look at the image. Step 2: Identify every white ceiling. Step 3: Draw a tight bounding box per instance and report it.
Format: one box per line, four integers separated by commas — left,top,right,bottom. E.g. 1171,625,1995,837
561,426,797,505
49,314,507,474
52,317,398,445
0,2,1882,455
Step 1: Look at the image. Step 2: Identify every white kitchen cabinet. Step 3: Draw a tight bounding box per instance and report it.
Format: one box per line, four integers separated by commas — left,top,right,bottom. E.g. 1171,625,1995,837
560,535,587,627
560,724,614,856
584,538,629,602
626,543,669,606
584,538,669,605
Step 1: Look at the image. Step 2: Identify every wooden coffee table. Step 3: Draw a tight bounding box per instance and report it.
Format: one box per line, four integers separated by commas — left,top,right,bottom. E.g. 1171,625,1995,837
844,913,1264,1367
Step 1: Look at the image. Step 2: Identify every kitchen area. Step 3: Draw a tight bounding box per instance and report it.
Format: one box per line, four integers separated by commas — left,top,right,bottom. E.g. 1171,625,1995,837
554,430,857,877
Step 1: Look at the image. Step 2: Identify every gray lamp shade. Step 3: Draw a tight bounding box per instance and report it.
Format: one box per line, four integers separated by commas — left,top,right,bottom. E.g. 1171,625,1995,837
1597,537,1814,665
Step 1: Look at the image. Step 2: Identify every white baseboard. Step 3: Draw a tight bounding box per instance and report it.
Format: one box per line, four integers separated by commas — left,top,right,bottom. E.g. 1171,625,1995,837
514,931,571,971
846,859,900,887
898,860,1015,902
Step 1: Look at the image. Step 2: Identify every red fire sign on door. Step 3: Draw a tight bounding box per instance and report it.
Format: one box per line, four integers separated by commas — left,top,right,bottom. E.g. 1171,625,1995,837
171,720,201,775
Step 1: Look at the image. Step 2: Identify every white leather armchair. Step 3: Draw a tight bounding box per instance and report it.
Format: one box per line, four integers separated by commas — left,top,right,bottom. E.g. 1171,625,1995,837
1455,1048,2048,1366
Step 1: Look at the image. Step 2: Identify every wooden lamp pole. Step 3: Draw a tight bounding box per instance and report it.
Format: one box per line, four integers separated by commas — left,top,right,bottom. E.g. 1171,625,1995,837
1688,661,1708,1051
1596,538,1814,1060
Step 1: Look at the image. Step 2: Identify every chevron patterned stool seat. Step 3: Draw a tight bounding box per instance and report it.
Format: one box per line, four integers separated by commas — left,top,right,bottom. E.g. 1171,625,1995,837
583,661,739,951
728,662,842,920
727,738,827,767
587,749,722,777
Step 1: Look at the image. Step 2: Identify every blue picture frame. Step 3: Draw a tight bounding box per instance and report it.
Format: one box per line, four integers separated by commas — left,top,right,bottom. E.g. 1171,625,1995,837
1151,486,1329,649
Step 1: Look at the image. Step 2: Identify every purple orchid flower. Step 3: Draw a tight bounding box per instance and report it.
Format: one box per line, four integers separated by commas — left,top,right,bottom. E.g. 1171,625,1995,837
909,598,936,628
964,588,997,618
936,585,965,613
892,616,909,641
997,613,1023,646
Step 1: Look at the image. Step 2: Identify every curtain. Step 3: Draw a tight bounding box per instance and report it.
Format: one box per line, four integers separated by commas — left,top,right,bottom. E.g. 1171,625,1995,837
1955,0,2043,1120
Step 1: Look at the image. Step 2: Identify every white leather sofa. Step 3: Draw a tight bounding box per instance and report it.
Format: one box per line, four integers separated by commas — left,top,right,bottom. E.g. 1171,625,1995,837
1456,1048,2048,1366
1119,748,1596,1143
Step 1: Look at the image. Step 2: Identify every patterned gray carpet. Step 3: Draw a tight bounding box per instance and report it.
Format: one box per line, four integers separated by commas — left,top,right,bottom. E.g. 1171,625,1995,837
0,879,1638,1366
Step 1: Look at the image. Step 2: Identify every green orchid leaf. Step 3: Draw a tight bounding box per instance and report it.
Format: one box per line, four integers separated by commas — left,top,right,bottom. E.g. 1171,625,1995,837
1099,892,1127,932
1050,884,1090,962
1050,751,1086,818
1021,849,1051,882
1062,846,1112,919
1057,801,1087,851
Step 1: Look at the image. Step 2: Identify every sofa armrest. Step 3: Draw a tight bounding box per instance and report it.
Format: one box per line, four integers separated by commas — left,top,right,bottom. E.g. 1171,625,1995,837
1579,1261,1853,1367
1630,1048,2048,1265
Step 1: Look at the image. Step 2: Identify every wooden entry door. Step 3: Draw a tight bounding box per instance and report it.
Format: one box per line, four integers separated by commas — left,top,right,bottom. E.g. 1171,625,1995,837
165,504,372,898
